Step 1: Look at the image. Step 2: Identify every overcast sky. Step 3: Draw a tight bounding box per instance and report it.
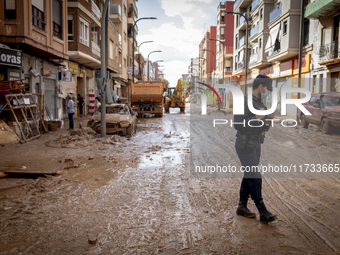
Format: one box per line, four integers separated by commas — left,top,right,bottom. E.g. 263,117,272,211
136,0,222,87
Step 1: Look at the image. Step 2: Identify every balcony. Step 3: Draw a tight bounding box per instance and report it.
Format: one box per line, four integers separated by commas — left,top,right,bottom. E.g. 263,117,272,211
239,36,245,48
249,53,258,64
91,0,101,21
128,0,138,18
251,0,260,11
91,42,100,58
234,0,242,10
305,0,340,19
269,5,282,23
250,24,259,38
319,42,340,65
110,4,122,23
237,61,244,69
234,0,252,11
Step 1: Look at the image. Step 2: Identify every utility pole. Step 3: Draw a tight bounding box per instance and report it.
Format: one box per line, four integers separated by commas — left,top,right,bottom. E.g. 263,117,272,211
98,0,110,137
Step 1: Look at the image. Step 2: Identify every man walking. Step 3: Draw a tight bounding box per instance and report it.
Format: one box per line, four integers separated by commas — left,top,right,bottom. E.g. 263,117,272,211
66,95,75,130
234,74,277,222
77,94,85,117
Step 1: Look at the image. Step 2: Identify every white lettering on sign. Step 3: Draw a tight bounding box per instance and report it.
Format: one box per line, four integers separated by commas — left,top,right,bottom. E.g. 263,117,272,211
0,53,21,65
10,72,20,77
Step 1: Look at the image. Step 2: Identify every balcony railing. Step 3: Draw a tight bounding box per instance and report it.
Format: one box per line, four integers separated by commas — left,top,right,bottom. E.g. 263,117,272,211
269,4,282,23
92,42,100,58
91,0,101,21
250,24,259,37
249,53,258,64
237,61,244,69
319,42,340,62
251,0,260,11
239,36,245,48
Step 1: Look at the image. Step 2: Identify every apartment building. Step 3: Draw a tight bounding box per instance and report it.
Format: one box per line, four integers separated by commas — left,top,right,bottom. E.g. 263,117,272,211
216,1,234,83
199,26,217,80
232,0,313,116
305,0,340,93
110,0,130,103
135,53,146,80
0,0,68,120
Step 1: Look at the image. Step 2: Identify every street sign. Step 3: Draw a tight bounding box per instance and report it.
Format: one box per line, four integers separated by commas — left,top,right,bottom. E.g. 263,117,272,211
219,88,225,93
97,71,109,79
127,67,138,75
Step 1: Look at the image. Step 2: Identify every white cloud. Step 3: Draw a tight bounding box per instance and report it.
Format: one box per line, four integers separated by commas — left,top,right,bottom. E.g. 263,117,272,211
138,0,216,87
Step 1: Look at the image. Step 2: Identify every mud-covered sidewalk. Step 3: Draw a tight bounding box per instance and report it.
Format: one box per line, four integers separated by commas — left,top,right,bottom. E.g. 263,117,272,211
1,106,340,254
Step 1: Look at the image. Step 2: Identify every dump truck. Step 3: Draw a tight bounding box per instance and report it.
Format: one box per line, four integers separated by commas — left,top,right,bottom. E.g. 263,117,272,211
165,79,185,113
131,81,166,117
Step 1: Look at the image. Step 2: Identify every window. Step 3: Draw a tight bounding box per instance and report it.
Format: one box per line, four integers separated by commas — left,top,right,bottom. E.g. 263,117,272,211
91,31,98,44
303,19,309,46
221,13,225,23
123,4,127,15
32,1,45,30
52,0,62,39
319,74,323,92
235,35,238,49
259,38,262,48
109,40,113,59
4,0,16,19
283,20,287,35
124,31,127,40
116,45,118,63
68,15,74,41
124,58,126,67
79,17,89,46
221,27,225,39
308,96,316,105
260,8,263,19
313,75,317,93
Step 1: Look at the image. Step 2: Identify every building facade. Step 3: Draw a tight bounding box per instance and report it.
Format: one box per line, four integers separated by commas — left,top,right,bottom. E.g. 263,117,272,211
199,26,217,80
232,0,312,117
0,0,68,120
0,0,139,121
305,0,340,93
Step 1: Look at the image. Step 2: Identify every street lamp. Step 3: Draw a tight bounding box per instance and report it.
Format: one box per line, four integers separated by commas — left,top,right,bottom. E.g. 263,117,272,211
202,49,216,88
138,40,154,80
226,11,249,89
147,50,162,81
153,60,163,81
197,57,207,81
209,38,225,83
132,17,157,83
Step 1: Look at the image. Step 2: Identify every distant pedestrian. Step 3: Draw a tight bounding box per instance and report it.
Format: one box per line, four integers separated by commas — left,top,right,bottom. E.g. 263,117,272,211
116,95,120,103
66,95,75,130
77,94,85,117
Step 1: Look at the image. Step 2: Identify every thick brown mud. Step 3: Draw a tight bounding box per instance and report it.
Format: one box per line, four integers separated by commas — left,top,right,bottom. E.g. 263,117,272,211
0,105,340,254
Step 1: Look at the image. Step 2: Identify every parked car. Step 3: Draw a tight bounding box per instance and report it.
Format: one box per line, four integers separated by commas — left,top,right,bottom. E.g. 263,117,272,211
88,104,137,136
298,92,340,134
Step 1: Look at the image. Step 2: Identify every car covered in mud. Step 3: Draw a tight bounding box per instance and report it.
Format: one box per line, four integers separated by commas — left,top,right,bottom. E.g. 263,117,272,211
88,104,137,136
298,92,340,134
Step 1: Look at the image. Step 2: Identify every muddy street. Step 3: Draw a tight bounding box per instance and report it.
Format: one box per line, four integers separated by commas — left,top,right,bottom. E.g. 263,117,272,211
1,105,340,254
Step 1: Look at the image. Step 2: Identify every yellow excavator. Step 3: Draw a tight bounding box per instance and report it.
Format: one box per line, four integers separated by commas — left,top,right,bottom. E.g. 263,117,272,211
164,79,185,113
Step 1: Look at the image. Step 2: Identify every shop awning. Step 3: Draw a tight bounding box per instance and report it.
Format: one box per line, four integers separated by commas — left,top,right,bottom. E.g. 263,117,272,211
305,0,340,19
265,23,280,53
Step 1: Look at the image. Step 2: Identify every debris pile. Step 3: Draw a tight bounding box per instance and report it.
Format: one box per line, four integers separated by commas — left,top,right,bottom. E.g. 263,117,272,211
45,128,96,148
